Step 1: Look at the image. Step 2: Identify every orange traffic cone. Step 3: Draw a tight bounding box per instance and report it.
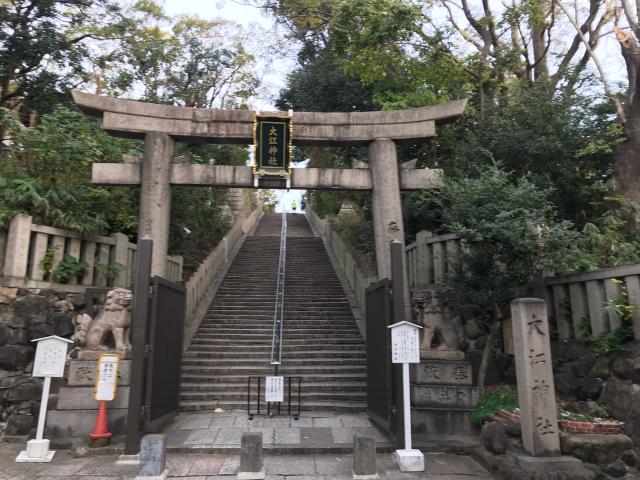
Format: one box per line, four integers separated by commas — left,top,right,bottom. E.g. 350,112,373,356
89,401,112,447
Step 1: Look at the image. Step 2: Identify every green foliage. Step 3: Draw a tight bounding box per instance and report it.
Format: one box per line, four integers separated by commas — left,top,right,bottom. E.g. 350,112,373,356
472,386,518,425
0,106,139,235
40,246,57,277
0,0,123,116
51,255,88,284
419,82,621,229
550,194,640,274
95,262,126,282
436,164,573,322
329,211,375,272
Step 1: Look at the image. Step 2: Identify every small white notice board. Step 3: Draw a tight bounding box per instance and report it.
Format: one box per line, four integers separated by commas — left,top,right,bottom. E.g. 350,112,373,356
265,376,284,403
32,336,73,378
94,353,120,401
389,321,421,364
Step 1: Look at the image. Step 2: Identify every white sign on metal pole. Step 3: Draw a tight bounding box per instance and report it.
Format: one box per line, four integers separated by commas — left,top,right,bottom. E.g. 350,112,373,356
390,322,421,364
387,322,424,472
16,336,73,463
94,354,120,402
265,376,284,403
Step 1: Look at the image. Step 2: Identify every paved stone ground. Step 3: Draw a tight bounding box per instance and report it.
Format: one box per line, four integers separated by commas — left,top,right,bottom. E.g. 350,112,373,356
0,410,493,478
163,410,393,452
0,443,493,479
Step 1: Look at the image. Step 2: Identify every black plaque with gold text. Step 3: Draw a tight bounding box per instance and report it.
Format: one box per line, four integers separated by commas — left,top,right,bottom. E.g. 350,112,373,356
254,115,292,175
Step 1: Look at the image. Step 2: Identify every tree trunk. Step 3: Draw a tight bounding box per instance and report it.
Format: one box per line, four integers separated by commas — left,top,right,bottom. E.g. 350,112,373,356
614,27,640,204
477,317,500,395
614,114,640,204
529,1,549,81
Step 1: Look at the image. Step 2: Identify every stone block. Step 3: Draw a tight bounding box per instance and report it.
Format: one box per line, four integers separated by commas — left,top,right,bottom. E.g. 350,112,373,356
56,386,129,410
12,295,51,326
411,360,473,386
238,432,265,480
560,432,633,465
507,452,583,472
45,408,128,438
411,406,479,435
0,345,34,370
139,434,167,477
393,449,424,472
410,384,479,408
353,434,377,478
5,414,34,435
67,360,131,386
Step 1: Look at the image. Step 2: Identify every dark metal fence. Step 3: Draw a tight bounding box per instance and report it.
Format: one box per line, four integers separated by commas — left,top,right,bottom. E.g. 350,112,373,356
247,376,301,419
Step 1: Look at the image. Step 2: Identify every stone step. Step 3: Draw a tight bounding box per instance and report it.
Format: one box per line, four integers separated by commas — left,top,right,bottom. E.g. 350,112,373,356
180,382,366,393
182,357,367,366
184,345,365,353
189,339,364,347
190,330,358,342
184,350,366,359
195,327,360,335
179,400,366,413
180,365,366,375
180,391,366,402
180,373,366,383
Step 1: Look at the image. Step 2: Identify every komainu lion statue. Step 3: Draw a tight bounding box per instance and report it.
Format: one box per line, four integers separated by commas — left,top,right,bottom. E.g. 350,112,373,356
411,290,464,359
72,288,132,354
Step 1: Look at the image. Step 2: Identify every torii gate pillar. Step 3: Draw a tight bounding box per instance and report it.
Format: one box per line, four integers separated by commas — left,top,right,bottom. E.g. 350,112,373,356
140,133,175,277
369,138,404,280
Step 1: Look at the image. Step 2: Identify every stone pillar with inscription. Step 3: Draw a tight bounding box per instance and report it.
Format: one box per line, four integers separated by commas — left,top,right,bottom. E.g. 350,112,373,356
511,298,560,456
410,359,479,435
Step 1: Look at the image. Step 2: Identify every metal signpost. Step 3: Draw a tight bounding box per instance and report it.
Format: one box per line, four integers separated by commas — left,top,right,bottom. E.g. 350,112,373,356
387,321,424,472
16,336,73,463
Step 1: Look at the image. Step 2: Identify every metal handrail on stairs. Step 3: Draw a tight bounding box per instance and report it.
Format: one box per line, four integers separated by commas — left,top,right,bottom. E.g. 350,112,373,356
270,210,287,374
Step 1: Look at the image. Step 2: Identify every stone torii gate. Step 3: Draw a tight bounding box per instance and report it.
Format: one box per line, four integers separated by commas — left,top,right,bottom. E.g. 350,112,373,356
72,91,466,280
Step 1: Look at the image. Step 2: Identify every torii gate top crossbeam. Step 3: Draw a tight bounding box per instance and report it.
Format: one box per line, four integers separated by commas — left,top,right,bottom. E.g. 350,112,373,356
72,92,467,146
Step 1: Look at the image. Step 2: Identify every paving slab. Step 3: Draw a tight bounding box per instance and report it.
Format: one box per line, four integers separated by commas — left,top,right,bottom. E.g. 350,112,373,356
184,428,221,445
264,454,316,475
274,427,301,445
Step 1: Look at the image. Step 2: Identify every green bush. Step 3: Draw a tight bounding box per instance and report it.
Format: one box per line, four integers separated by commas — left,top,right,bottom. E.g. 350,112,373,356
52,255,88,284
472,386,518,425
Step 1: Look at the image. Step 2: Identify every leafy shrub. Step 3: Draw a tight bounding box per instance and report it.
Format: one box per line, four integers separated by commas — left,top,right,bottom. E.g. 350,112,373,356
472,386,518,425
52,255,88,284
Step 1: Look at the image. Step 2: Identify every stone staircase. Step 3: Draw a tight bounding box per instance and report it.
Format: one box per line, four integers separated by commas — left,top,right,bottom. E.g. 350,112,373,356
180,212,367,412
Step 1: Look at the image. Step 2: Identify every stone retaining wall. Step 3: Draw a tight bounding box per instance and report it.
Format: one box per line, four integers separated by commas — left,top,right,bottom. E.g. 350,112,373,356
0,287,80,438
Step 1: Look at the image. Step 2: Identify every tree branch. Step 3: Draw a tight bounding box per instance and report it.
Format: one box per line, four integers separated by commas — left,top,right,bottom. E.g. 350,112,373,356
557,0,625,123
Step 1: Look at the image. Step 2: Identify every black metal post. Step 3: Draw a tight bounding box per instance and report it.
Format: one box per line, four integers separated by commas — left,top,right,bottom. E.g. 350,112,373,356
390,239,407,448
125,236,153,455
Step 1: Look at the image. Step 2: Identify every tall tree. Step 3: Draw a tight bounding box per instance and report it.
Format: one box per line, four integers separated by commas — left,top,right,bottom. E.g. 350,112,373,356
0,0,123,128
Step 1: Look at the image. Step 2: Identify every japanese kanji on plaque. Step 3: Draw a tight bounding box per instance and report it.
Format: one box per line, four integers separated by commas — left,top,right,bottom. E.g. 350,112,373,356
390,322,421,364
253,114,292,176
94,353,120,402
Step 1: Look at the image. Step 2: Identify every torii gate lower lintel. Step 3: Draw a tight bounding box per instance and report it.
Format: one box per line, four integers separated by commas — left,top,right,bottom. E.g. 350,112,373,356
73,91,467,281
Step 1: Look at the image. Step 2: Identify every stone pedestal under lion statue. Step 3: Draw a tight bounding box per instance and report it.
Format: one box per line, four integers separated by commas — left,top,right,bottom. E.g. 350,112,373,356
410,289,479,435
45,288,133,444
